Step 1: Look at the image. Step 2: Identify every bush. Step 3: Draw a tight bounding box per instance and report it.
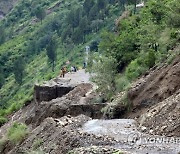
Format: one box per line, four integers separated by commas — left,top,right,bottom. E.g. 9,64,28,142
125,59,148,81
0,109,6,116
0,138,8,152
145,50,156,68
91,55,117,100
5,102,23,115
45,74,53,81
115,75,130,92
0,116,8,126
121,92,132,111
7,122,28,144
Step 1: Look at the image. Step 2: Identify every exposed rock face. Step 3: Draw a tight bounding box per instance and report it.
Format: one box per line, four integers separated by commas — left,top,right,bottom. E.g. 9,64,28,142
66,104,106,118
34,84,74,103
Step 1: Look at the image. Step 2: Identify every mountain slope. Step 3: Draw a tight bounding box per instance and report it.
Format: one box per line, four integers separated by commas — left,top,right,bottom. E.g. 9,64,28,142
0,0,19,20
0,0,128,123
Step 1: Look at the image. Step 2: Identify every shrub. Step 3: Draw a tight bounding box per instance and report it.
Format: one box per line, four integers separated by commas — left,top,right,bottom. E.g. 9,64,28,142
91,56,117,100
0,109,6,116
0,138,8,152
115,75,130,92
0,116,8,126
125,59,148,81
45,74,53,81
121,92,132,111
145,50,156,68
7,122,28,144
5,102,23,115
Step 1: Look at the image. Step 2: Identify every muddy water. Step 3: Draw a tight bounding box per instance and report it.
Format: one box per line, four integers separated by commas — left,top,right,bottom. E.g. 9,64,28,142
82,119,180,154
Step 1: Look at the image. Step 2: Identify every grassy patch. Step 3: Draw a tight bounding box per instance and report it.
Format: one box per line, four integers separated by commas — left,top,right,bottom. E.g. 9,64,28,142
0,138,8,152
115,75,130,92
7,122,28,144
0,116,8,126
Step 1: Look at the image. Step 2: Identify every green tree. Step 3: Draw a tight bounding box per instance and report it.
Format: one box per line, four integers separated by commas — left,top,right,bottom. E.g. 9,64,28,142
118,0,126,11
46,37,57,72
89,5,98,21
13,57,25,85
79,16,88,42
97,0,107,10
72,28,84,44
91,55,117,100
167,0,180,28
26,39,37,55
66,7,82,31
35,6,46,24
61,25,72,43
83,0,95,15
127,0,140,14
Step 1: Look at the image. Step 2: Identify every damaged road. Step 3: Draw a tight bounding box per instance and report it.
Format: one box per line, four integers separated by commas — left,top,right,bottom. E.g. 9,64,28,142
0,68,180,154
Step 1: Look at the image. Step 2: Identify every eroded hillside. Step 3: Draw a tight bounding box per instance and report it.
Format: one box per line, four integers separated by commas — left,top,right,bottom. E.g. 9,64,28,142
0,67,180,154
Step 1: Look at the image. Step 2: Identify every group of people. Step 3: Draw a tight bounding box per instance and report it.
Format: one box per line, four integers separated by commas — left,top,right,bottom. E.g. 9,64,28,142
60,62,87,78
71,66,77,72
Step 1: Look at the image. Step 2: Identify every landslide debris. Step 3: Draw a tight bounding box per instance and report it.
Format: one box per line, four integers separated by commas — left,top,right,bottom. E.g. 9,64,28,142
26,83,105,127
9,115,117,154
128,57,180,109
69,146,127,154
124,57,180,137
138,89,180,137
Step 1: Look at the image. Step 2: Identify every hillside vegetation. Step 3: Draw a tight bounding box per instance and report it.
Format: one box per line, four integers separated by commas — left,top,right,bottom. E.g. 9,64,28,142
0,0,136,124
90,0,180,100
0,0,179,126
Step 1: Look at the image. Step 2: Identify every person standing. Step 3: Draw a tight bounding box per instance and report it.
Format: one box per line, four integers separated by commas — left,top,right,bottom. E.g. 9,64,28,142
60,66,66,78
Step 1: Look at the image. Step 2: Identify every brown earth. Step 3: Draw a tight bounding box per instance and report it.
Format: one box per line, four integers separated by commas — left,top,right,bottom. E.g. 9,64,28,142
0,73,113,154
27,83,105,127
128,56,180,108
124,56,180,137
138,89,180,137
1,58,180,154
8,115,117,154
